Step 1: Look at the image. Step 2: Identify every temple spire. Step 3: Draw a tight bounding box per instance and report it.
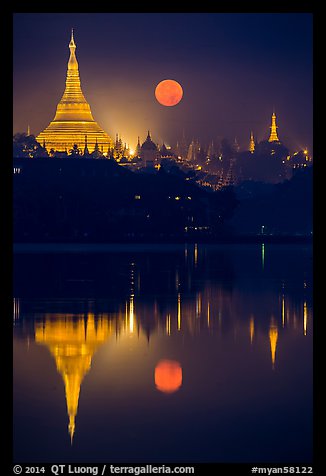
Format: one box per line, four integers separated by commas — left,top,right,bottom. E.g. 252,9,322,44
249,131,255,153
83,135,89,157
268,111,280,142
136,136,141,157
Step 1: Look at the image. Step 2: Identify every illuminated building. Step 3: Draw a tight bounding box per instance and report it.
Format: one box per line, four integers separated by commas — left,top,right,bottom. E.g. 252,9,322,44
268,111,280,143
249,131,255,153
35,313,113,442
160,143,174,159
140,131,159,167
36,30,113,154
290,149,313,169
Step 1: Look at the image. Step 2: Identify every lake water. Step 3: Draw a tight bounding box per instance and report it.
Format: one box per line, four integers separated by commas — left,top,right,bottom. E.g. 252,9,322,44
13,244,313,463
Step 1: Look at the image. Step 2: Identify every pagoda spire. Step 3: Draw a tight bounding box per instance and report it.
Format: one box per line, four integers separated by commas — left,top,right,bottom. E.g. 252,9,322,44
36,31,112,153
136,136,141,157
268,111,280,142
249,131,255,153
83,134,89,156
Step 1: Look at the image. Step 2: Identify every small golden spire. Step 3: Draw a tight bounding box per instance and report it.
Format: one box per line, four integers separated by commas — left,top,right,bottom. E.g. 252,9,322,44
249,131,255,153
69,28,75,48
268,111,280,142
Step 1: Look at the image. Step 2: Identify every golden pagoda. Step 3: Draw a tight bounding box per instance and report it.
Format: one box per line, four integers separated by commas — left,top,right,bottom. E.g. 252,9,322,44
36,30,113,154
268,111,280,143
35,313,113,443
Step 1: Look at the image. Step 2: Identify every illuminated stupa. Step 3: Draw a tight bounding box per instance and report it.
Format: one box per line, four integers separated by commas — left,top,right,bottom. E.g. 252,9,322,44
268,111,280,143
36,30,113,154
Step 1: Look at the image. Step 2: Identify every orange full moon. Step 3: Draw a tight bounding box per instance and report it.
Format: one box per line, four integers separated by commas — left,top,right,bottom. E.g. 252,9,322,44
154,359,183,394
155,79,183,106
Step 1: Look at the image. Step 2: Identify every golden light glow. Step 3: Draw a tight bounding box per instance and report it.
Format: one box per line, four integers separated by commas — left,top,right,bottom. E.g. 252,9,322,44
261,243,265,270
36,31,112,153
250,316,255,344
269,318,278,370
303,300,307,336
166,314,171,336
196,292,201,317
177,293,181,331
35,313,113,443
282,294,285,328
194,243,198,267
129,295,135,334
154,360,182,393
155,79,183,107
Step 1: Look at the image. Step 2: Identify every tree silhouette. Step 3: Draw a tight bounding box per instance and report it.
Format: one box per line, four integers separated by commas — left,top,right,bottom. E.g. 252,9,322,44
69,143,81,157
13,133,48,158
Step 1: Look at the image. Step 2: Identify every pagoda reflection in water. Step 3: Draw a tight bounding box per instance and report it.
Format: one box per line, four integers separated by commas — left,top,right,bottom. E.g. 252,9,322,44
16,281,311,442
35,313,114,443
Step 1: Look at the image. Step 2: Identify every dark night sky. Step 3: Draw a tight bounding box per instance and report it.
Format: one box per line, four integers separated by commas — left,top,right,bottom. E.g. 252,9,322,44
13,13,313,153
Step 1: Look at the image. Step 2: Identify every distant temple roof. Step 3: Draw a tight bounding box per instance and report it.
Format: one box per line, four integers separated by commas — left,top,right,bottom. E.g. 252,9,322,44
141,131,157,151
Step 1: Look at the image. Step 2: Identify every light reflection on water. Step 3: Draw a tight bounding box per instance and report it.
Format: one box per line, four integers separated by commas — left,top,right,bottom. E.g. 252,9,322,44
13,244,313,463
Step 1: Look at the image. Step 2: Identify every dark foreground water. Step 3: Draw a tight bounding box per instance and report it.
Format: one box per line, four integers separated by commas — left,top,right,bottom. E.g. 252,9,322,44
13,244,313,463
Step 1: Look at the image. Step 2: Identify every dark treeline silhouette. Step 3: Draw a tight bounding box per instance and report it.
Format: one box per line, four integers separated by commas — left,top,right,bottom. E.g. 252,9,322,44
13,133,48,158
230,167,313,235
13,157,238,242
235,140,290,183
